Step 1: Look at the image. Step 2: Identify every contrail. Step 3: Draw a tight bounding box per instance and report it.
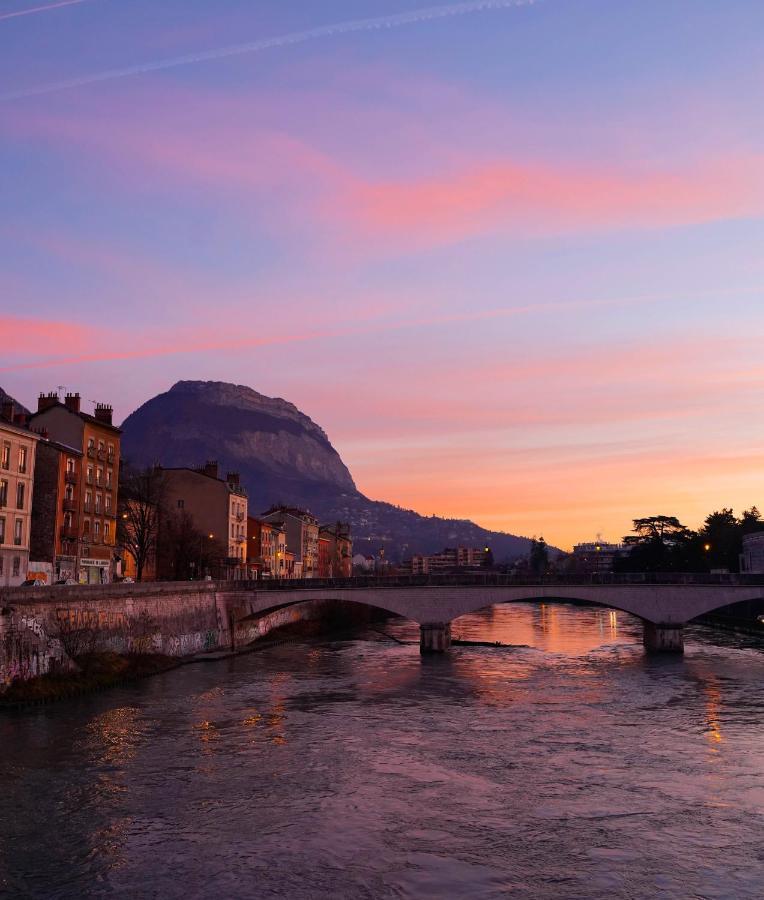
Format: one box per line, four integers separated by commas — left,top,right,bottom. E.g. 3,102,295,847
1,0,537,101
0,0,92,23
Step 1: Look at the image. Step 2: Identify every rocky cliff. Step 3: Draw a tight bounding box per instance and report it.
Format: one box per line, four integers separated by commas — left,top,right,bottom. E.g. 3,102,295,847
120,380,533,562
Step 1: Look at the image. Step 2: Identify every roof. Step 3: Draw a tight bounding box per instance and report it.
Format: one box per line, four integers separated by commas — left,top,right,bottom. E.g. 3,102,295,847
30,402,122,435
0,417,41,441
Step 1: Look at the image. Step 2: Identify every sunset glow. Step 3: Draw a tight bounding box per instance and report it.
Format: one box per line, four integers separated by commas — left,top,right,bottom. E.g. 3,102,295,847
2,0,763,548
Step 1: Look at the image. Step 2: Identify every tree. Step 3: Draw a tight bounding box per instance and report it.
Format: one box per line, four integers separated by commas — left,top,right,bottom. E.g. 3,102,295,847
529,536,549,576
117,467,165,581
156,508,225,581
619,515,696,572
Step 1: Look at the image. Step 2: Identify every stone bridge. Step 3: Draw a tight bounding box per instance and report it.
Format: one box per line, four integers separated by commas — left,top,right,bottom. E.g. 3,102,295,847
2,574,763,689
224,573,764,653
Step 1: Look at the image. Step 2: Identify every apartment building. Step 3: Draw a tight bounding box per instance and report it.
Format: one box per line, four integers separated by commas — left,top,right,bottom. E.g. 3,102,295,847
410,546,489,575
0,403,40,586
261,506,319,578
318,522,353,578
29,435,83,582
247,517,288,578
30,392,121,584
159,462,248,579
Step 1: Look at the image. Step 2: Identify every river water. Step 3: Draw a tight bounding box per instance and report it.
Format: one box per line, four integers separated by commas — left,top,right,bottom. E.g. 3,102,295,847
1,603,763,899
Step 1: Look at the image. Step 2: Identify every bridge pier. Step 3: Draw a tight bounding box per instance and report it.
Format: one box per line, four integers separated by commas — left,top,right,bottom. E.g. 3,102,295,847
643,622,684,654
420,622,452,654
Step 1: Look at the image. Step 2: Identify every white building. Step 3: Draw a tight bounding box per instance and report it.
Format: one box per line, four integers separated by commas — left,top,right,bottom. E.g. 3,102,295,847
740,532,764,574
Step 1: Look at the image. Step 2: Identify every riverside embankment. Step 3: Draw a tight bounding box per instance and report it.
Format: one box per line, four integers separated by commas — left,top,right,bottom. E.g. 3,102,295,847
0,581,343,696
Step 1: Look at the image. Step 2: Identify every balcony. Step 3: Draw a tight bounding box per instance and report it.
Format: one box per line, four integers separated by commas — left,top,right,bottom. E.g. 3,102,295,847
83,503,93,514
235,512,245,522
87,446,96,458
97,449,106,461
107,453,115,465
62,498,77,513
64,471,77,484
60,526,77,541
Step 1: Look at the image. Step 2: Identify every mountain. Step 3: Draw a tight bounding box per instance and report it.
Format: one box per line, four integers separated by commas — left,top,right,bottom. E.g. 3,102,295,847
121,380,535,562
0,387,30,415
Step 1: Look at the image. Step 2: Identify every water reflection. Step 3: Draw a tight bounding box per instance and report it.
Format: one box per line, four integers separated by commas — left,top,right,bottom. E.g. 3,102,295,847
0,603,762,899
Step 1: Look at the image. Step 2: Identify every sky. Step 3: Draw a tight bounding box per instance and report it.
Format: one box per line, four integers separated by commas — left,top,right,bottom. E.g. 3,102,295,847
2,0,764,549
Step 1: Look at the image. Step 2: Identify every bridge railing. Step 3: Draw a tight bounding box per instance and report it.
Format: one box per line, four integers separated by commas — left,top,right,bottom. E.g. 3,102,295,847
225,571,764,591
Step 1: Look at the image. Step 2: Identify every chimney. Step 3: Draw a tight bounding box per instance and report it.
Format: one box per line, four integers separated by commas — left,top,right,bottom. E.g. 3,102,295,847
202,460,219,480
227,471,240,486
1,399,13,422
64,392,81,414
37,391,59,413
94,403,113,425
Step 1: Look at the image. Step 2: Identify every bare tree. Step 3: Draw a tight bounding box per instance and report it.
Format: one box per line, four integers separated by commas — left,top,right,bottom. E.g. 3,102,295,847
118,467,165,581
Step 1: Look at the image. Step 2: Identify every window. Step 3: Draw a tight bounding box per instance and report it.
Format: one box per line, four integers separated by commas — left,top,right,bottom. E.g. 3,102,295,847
16,482,24,510
0,479,6,507
98,440,105,452
12,557,19,577
66,457,75,474
177,499,184,509
94,521,101,537
106,470,112,488
105,495,111,513
0,517,5,543
97,467,103,485
85,490,92,511
64,513,72,529
88,438,95,450
83,519,90,535
14,519,22,546
95,494,102,514
104,521,110,540
87,466,93,483
18,446,27,474
0,556,3,576
1,443,9,469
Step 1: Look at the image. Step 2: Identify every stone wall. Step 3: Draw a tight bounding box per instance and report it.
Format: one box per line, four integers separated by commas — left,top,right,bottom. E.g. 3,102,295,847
0,582,348,692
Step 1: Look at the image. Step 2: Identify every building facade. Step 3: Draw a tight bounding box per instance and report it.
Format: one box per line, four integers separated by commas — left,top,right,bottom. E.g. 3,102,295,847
570,541,624,575
0,405,40,586
740,532,764,574
30,392,121,584
318,522,353,578
410,547,489,575
29,436,83,582
159,462,248,579
261,507,319,578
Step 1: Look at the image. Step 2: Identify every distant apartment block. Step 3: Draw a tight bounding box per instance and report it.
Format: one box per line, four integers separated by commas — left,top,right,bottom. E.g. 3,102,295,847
410,547,489,575
318,522,353,578
570,541,624,575
261,506,319,578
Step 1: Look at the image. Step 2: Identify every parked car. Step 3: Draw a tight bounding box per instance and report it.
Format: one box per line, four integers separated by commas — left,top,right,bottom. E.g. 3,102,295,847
20,578,48,587
122,577,134,584
54,578,78,585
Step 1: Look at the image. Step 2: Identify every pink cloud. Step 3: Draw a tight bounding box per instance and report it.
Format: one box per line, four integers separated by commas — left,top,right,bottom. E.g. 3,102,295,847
341,156,764,245
0,315,93,356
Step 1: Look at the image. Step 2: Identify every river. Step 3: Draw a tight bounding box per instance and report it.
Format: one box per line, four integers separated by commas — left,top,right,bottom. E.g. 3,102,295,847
1,602,762,899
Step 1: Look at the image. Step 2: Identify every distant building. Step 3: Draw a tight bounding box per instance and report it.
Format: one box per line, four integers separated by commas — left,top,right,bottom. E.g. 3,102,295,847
30,392,120,584
319,522,353,578
352,553,375,573
409,547,489,575
0,402,40,586
247,516,288,578
740,533,764,574
159,461,248,579
570,541,624,575
261,506,319,578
